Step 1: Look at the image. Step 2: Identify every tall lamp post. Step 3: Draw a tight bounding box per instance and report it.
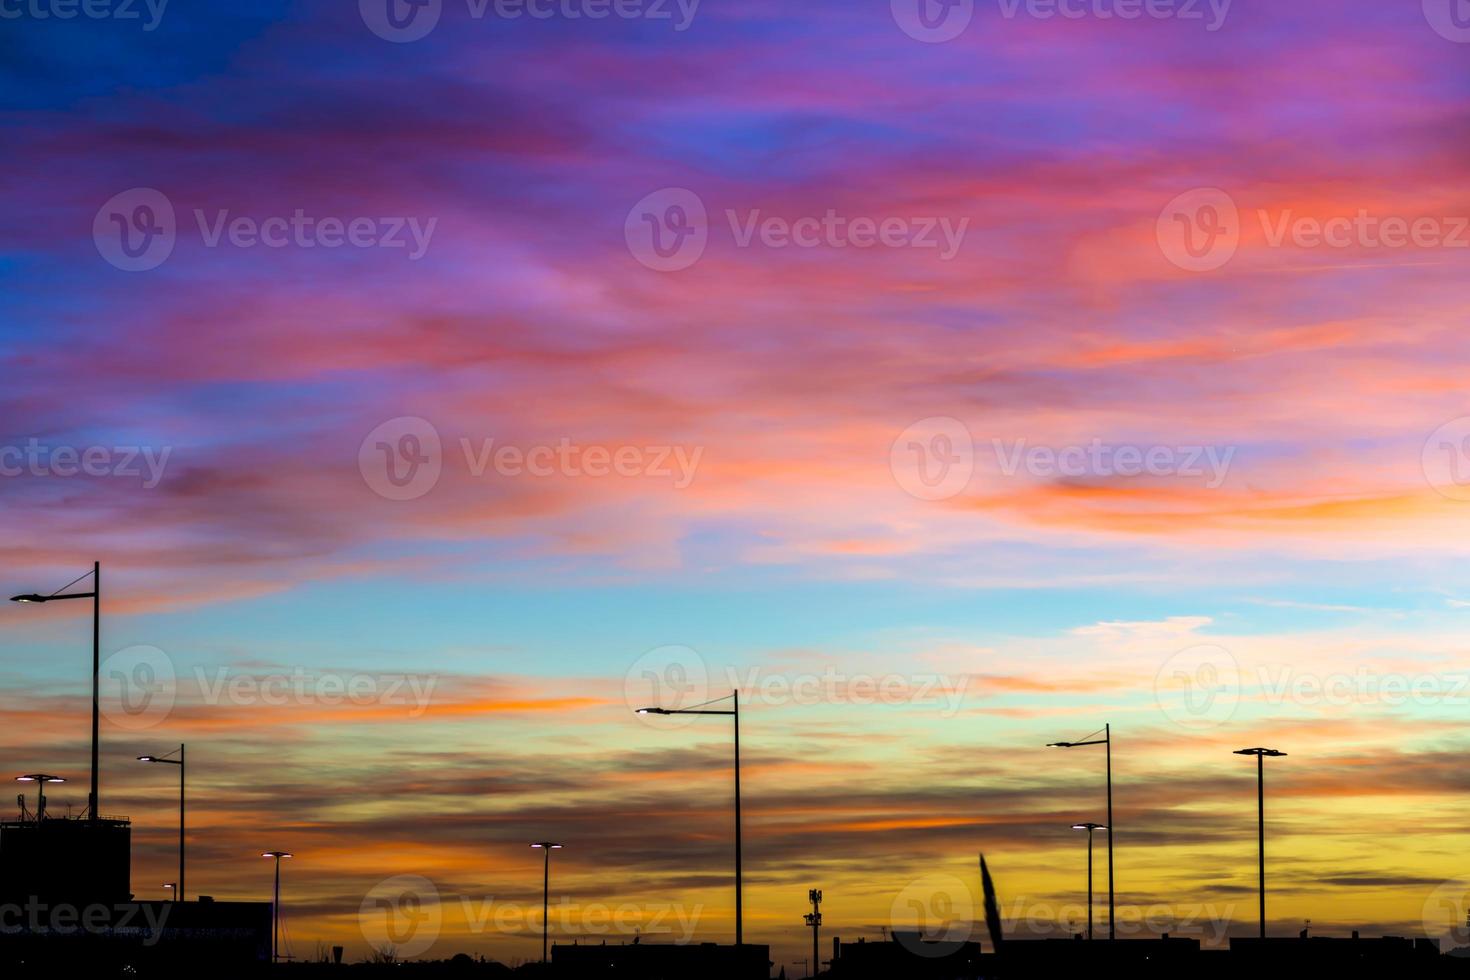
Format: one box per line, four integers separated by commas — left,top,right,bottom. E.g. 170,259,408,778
15,774,65,822
11,562,102,822
530,842,563,964
1070,823,1106,941
1047,725,1114,939
262,851,293,963
139,746,186,900
1234,747,1286,938
636,691,743,947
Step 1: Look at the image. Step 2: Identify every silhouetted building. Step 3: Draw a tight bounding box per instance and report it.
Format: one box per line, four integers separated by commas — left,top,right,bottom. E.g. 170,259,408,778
552,940,771,979
0,813,272,973
827,933,983,978
0,815,131,906
1230,934,1440,967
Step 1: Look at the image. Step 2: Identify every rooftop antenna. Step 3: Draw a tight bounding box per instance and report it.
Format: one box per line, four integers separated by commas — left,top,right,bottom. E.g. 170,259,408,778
804,890,822,976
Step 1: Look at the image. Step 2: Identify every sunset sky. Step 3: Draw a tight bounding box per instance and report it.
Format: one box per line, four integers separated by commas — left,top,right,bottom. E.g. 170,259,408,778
4,0,1470,970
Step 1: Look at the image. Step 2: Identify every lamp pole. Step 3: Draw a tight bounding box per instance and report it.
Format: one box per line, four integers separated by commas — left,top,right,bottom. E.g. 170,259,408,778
139,746,185,900
1234,748,1286,938
637,691,743,947
11,563,101,822
1048,725,1114,939
262,851,292,962
531,842,563,964
1070,823,1106,940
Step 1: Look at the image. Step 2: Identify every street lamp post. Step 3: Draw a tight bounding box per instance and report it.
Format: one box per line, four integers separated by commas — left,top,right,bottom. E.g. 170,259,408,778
163,883,177,901
1234,748,1286,938
1047,725,1114,939
530,842,563,964
139,746,186,901
262,851,293,963
636,691,743,947
15,774,65,822
11,563,102,822
1070,823,1106,941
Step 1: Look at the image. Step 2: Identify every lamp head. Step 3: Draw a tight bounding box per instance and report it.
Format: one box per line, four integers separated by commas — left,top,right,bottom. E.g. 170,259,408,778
636,708,670,715
262,851,293,859
10,594,48,604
